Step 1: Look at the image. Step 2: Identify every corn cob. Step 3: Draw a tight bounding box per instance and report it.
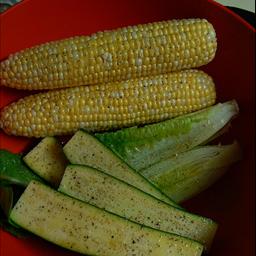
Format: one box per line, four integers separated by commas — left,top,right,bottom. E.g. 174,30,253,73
0,19,217,90
0,70,216,137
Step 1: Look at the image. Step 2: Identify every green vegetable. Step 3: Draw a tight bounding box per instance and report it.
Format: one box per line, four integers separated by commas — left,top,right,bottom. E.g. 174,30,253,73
0,150,43,187
10,181,204,256
63,130,179,207
141,142,241,203
0,186,29,238
0,186,13,216
23,137,68,187
59,165,217,250
0,150,41,238
0,210,29,238
96,101,239,171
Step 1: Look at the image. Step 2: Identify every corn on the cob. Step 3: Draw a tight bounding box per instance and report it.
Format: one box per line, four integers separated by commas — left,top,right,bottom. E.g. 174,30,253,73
0,70,216,137
0,19,217,90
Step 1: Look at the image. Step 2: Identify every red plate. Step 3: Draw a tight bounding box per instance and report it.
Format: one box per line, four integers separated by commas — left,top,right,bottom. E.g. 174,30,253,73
0,0,255,255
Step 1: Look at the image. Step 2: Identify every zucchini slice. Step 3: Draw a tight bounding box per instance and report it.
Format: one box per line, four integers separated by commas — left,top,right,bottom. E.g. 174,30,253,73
96,101,239,171
23,137,68,187
141,142,241,203
10,181,203,256
63,130,178,207
59,165,218,250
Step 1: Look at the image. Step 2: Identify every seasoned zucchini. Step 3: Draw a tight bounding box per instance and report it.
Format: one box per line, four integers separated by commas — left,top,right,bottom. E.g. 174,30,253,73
96,101,239,171
63,130,178,207
142,142,241,202
10,181,203,256
59,165,218,250
23,137,68,187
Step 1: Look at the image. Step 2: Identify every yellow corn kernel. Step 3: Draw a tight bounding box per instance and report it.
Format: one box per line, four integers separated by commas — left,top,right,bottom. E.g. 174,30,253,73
0,19,217,90
0,70,216,137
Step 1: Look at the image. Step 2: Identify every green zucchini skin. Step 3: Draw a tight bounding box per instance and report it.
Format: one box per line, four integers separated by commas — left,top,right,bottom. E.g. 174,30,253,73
10,181,204,256
0,186,13,217
59,165,217,250
141,142,241,203
23,137,68,187
96,101,239,171
0,149,43,187
63,130,179,207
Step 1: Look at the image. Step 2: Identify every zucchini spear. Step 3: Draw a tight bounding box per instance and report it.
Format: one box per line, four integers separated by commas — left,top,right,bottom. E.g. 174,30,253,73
63,130,178,207
23,137,68,187
10,181,204,256
59,165,217,250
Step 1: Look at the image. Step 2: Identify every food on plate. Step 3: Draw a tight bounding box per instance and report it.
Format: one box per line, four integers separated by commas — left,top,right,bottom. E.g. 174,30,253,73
96,100,239,171
0,113,241,255
23,137,68,187
0,19,217,90
10,181,204,256
0,70,216,137
59,165,218,250
64,130,178,207
0,16,242,256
